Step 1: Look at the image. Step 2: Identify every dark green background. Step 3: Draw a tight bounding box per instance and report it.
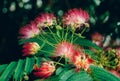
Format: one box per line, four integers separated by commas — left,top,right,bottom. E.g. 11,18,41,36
0,0,120,64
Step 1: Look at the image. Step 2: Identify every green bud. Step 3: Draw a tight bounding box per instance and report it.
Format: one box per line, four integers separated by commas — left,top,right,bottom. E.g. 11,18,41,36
56,25,62,30
23,75,29,81
84,23,90,28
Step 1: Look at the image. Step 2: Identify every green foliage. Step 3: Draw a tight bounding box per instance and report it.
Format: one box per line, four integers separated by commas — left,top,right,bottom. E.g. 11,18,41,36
14,59,25,81
43,76,59,81
0,64,8,75
55,67,93,81
34,76,59,81
90,65,120,81
19,37,43,45
84,49,99,60
0,57,36,81
73,36,102,50
94,49,119,69
24,57,35,74
0,57,120,81
67,71,93,81
0,62,17,81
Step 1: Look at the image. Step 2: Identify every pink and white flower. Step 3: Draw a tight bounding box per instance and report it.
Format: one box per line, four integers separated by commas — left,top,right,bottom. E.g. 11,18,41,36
62,8,89,28
71,50,93,71
35,13,56,28
33,61,55,78
19,22,40,39
110,70,120,78
116,47,120,57
54,41,75,58
22,42,40,56
91,32,104,47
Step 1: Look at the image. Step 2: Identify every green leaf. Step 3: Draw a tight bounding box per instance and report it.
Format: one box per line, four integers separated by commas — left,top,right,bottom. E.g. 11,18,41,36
14,59,25,81
24,57,35,74
0,62,17,81
56,67,65,75
34,75,59,81
40,43,55,57
57,68,69,78
44,76,60,81
19,37,43,45
73,37,102,50
0,64,8,75
56,67,93,81
84,49,99,60
67,71,93,81
59,69,75,81
90,65,120,81
35,57,42,67
0,57,36,81
43,32,59,44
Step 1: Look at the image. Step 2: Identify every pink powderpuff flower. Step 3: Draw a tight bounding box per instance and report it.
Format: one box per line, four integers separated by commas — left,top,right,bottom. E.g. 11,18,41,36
33,61,55,78
62,8,89,28
91,32,104,47
110,70,120,78
117,64,120,71
19,22,40,39
35,13,56,28
71,50,93,71
54,41,75,58
116,47,120,57
22,42,40,56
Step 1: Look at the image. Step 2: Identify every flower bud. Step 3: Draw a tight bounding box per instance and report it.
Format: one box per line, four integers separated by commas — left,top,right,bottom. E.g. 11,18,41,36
33,61,55,78
22,42,40,56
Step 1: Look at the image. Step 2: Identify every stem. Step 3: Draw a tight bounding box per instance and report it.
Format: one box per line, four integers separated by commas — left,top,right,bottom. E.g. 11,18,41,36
40,49,54,55
56,29,61,39
34,56,38,63
62,28,65,40
47,26,59,42
54,61,65,66
55,56,64,66
43,32,58,44
71,29,75,43
80,27,87,36
65,57,67,65
64,26,69,40
37,35,55,47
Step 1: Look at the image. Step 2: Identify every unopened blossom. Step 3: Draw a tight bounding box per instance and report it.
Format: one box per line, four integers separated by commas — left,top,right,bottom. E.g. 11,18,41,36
91,32,104,47
19,22,40,39
71,50,93,71
54,41,75,58
22,42,40,56
62,8,89,28
33,61,55,78
110,70,120,78
117,64,120,71
116,48,120,57
35,13,56,28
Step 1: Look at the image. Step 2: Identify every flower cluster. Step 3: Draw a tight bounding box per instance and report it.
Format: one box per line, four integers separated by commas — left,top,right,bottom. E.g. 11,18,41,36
54,41,74,58
63,8,89,28
35,13,56,28
19,22,40,39
19,8,120,80
55,41,93,71
71,50,93,71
